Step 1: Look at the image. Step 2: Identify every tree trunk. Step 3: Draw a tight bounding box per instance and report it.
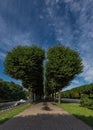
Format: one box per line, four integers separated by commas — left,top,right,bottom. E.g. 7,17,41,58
58,90,61,104
29,91,33,103
52,93,54,101
54,92,56,102
34,93,36,102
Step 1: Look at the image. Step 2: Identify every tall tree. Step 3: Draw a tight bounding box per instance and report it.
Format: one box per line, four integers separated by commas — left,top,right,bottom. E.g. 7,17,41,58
46,45,83,103
4,45,45,102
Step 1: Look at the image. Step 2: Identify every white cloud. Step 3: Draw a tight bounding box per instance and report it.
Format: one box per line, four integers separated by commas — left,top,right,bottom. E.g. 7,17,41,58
0,0,93,87
71,80,79,85
39,15,44,20
84,69,93,82
0,14,36,52
45,0,93,86
55,0,59,3
45,0,73,47
64,0,73,3
0,52,6,60
0,32,33,51
12,33,32,46
80,58,93,82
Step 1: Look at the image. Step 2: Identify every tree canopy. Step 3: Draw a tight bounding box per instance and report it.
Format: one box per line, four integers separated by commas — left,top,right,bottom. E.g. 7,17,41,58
0,78,26,101
46,45,83,99
4,45,83,102
4,45,45,101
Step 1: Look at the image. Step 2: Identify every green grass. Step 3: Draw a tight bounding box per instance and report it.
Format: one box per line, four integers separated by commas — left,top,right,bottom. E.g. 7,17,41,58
0,103,31,124
58,103,93,128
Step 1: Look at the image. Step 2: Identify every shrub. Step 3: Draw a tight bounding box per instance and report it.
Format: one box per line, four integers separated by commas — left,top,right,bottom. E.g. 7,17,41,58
80,95,93,109
89,94,93,99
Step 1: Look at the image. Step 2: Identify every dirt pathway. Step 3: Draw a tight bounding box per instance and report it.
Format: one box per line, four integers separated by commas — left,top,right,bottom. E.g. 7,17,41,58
0,102,92,130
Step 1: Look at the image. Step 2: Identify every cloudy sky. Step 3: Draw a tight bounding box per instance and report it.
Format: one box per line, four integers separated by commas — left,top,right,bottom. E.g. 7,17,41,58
0,0,93,90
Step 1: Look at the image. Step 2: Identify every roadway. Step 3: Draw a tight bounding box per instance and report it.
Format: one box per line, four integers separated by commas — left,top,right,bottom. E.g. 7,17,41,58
0,101,16,110
0,98,80,110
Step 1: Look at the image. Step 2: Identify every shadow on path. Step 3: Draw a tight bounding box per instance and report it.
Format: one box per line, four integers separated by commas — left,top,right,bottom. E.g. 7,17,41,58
41,102,52,111
74,114,93,129
0,102,93,130
0,114,93,130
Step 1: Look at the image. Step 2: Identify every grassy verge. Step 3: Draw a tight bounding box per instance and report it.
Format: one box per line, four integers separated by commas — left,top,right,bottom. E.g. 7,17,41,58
0,103,31,124
57,103,93,128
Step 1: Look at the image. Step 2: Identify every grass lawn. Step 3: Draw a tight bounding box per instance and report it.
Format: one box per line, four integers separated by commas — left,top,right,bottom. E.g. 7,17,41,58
58,103,93,128
0,103,31,124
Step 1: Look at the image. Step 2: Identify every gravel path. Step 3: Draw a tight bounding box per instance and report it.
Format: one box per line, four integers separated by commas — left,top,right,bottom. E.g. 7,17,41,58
0,102,92,130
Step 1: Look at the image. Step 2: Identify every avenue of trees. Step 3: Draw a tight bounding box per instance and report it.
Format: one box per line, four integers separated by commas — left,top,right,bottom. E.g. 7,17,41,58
62,83,93,99
0,78,27,102
4,45,83,103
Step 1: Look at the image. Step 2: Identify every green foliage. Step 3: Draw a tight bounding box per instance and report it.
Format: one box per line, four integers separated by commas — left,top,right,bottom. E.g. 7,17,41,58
4,45,45,101
4,45,83,101
62,83,93,99
80,95,93,109
0,78,27,101
0,103,31,124
58,103,93,127
4,46,44,80
46,45,83,95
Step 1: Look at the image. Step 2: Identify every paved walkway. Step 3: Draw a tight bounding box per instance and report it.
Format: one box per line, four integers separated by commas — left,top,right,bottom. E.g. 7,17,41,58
0,102,92,130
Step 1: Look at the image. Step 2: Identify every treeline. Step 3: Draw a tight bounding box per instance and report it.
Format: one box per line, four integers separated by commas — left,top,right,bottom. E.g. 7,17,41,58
61,83,93,99
4,45,83,103
0,78,27,102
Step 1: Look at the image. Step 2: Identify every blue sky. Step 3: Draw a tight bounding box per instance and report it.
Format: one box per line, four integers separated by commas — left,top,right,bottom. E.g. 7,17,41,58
0,0,93,90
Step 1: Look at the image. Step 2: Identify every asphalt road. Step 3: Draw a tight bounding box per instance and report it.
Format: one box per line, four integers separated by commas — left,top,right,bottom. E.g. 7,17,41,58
0,98,80,110
0,101,16,110
61,98,80,103
0,102,92,130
